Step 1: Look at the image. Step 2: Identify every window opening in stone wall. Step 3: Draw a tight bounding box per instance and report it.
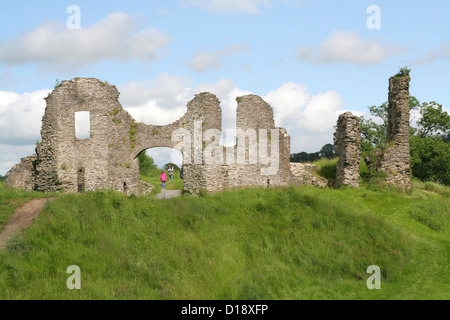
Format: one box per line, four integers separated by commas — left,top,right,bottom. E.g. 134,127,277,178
75,111,91,139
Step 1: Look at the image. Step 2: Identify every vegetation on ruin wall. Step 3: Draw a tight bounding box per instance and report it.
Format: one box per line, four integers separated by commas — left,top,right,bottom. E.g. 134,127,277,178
0,178,448,300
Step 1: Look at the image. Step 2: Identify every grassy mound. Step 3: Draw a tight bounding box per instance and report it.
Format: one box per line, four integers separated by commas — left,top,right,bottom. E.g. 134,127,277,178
1,181,448,300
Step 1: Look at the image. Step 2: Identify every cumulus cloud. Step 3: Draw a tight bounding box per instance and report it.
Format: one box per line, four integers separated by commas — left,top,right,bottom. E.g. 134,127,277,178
0,12,171,71
0,90,50,146
297,30,404,65
413,42,450,65
0,89,51,175
189,43,249,73
263,83,346,152
118,73,193,125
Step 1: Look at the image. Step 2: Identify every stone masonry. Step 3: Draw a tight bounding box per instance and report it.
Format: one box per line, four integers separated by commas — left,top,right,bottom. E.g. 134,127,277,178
334,112,361,188
5,74,413,195
5,78,293,195
5,155,37,192
366,74,411,191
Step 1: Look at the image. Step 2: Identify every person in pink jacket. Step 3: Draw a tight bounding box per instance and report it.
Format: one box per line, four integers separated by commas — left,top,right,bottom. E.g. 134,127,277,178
160,171,167,189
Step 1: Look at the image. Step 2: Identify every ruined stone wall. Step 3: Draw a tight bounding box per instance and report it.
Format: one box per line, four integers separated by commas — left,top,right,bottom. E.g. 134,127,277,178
33,78,140,194
5,155,37,191
334,112,361,188
289,163,328,188
224,95,291,191
366,75,411,191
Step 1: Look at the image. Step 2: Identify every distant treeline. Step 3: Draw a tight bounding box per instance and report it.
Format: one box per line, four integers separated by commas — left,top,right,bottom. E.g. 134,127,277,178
0,175,6,182
290,143,336,163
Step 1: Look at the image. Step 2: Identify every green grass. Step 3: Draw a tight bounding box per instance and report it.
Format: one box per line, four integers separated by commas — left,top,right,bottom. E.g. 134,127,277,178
0,179,449,299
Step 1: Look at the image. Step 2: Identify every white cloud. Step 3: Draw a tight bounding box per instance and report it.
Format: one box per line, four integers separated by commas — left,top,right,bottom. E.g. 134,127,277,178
118,73,193,125
413,42,450,65
180,0,271,14
0,89,51,175
264,83,346,152
189,43,249,73
0,12,171,71
0,90,50,146
297,30,404,65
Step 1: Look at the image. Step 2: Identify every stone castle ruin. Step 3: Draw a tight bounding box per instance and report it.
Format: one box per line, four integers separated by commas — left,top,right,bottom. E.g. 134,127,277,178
5,73,412,194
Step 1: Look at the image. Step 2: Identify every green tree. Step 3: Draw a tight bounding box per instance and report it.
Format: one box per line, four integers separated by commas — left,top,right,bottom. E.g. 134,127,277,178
410,135,450,185
357,116,386,155
138,151,156,175
416,102,450,137
319,143,336,159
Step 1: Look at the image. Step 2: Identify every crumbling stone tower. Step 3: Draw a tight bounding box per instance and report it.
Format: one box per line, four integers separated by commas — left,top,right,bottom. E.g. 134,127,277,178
366,73,412,191
334,112,361,188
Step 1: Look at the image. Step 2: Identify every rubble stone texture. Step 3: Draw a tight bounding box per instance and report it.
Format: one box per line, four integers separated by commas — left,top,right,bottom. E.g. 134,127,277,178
5,78,295,195
366,75,412,191
379,75,412,191
5,155,37,192
334,112,361,188
289,163,328,188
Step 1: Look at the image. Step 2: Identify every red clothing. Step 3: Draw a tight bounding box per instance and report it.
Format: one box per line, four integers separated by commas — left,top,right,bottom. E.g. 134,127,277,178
160,173,167,182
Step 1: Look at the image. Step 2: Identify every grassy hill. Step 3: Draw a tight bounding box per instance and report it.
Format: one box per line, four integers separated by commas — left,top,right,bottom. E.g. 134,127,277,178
0,173,449,300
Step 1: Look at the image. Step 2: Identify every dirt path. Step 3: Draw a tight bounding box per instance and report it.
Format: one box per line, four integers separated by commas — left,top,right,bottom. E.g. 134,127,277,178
0,198,52,249
155,189,182,200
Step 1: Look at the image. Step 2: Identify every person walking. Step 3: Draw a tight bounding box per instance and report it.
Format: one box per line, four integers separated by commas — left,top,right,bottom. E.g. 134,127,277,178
160,171,167,189
168,166,174,182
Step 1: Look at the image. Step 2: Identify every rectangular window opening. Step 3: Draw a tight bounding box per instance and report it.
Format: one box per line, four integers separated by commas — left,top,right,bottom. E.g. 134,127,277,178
75,111,91,139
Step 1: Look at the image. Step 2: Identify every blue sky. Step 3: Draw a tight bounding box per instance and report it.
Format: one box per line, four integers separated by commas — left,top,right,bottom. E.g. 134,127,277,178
1,0,449,174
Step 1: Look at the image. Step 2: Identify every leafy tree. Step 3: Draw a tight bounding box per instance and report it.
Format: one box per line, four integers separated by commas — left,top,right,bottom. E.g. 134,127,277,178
290,152,310,163
410,135,450,185
416,102,450,137
138,151,156,175
319,143,336,159
356,116,386,155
